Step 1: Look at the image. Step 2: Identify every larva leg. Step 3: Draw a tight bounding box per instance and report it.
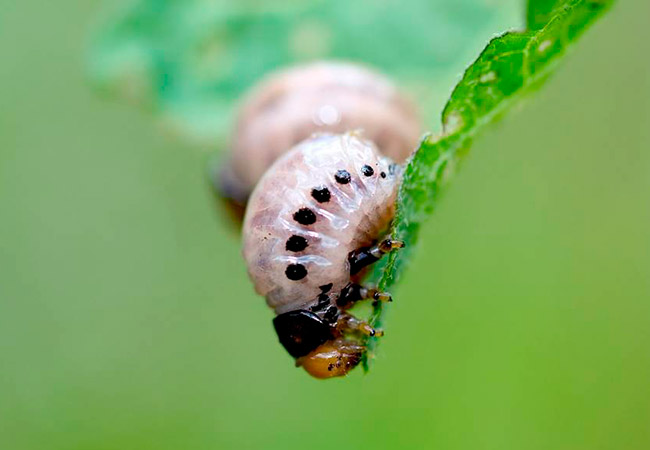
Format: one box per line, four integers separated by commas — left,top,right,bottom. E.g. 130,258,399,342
336,313,384,338
348,238,405,276
337,282,392,309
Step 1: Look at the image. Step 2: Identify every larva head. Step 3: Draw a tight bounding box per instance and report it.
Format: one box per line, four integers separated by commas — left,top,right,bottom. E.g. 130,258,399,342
272,310,333,359
297,339,365,379
272,309,365,379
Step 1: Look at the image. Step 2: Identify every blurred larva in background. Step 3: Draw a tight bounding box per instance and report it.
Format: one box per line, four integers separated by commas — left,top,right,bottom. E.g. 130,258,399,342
214,61,422,221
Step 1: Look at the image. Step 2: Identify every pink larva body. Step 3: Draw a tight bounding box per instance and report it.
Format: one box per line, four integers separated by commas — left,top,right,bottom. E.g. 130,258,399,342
242,133,399,314
221,62,420,211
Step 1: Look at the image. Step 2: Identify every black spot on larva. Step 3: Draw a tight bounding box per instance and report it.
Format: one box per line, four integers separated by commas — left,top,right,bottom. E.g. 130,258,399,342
388,163,397,175
335,169,351,184
380,171,387,178
293,207,316,225
361,165,374,177
311,186,331,203
285,263,307,281
286,235,308,252
319,283,333,293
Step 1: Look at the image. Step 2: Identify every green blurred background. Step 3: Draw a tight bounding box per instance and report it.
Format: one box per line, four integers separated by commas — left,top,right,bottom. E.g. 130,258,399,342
1,1,649,449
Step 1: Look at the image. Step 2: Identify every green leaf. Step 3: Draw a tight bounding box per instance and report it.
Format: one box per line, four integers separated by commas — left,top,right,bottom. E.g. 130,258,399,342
527,0,564,29
88,0,522,145
363,0,614,369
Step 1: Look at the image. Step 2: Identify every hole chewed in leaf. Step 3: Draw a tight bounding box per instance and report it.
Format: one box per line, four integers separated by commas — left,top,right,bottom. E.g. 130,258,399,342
442,111,464,136
480,71,497,83
538,39,552,53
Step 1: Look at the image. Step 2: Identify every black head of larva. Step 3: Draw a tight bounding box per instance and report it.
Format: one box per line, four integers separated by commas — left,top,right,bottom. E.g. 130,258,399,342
273,306,365,379
273,310,333,358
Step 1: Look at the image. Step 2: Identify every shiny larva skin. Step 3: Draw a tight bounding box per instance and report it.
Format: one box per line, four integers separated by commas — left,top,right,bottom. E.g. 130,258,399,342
242,133,399,315
220,62,419,211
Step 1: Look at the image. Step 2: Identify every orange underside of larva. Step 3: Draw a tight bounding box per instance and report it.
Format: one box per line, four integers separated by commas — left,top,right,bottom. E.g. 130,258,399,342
296,339,365,379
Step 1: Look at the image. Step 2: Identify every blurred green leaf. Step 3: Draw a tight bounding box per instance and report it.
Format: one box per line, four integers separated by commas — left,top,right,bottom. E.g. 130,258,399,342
527,0,564,29
364,0,614,367
88,0,522,145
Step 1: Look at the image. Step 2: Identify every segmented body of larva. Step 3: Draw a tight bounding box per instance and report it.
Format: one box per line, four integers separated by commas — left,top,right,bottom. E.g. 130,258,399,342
242,133,403,378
